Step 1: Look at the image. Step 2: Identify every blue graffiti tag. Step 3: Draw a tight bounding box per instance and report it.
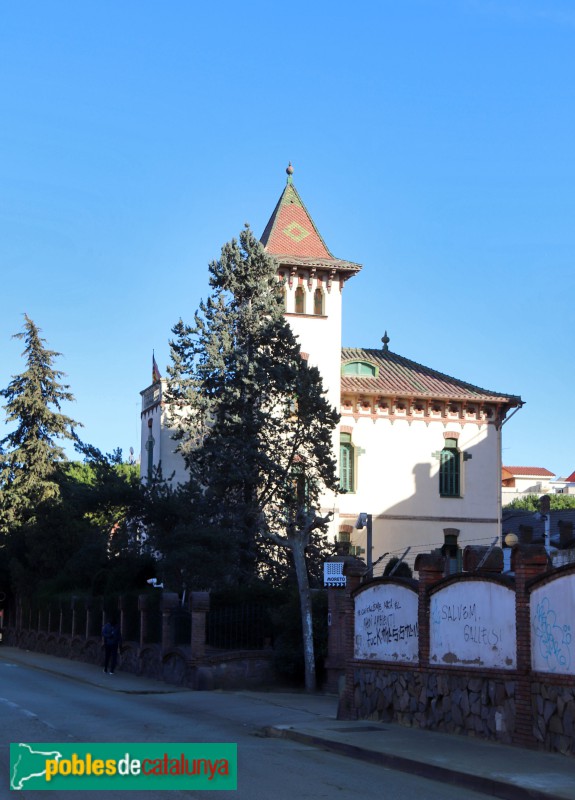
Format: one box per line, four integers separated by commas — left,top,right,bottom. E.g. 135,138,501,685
533,597,572,673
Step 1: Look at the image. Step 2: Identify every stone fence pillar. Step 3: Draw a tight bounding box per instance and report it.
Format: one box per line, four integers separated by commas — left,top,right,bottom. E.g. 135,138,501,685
189,591,210,661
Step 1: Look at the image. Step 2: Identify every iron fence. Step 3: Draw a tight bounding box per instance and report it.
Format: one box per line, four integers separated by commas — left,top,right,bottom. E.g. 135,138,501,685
206,604,271,650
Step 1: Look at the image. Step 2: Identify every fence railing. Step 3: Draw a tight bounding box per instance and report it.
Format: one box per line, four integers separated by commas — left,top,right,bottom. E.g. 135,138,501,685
3,595,273,655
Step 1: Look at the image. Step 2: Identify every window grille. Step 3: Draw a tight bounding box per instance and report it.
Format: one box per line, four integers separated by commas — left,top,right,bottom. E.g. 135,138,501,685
440,440,461,497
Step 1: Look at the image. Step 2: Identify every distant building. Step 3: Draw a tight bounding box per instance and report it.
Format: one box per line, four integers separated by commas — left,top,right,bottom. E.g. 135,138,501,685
501,466,575,504
502,466,556,506
140,167,523,572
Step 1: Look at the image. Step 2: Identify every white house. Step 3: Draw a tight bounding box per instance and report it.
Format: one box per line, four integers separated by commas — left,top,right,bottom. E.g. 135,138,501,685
141,166,523,573
501,466,556,506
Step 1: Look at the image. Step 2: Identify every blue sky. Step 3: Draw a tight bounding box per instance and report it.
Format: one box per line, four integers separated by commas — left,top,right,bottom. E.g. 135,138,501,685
1,0,574,476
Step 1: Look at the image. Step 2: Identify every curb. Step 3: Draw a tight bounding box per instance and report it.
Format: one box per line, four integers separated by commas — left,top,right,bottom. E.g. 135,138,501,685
264,726,567,800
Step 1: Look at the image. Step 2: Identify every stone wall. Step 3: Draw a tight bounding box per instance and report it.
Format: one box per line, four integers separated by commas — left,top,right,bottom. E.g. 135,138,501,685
3,625,275,691
352,666,515,745
532,679,575,754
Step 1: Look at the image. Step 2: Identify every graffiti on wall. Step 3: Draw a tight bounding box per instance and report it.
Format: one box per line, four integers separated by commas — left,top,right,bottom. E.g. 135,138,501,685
430,581,516,669
354,583,418,662
531,575,574,675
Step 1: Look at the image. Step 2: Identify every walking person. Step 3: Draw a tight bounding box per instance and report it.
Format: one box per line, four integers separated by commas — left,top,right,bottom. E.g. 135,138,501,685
102,619,122,674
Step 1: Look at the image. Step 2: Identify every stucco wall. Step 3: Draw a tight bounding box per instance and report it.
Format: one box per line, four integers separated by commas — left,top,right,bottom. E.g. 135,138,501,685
337,418,501,565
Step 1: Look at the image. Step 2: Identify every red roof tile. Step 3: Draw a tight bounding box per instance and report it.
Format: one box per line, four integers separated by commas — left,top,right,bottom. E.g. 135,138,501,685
341,347,523,405
565,470,575,483
260,178,361,274
501,467,555,478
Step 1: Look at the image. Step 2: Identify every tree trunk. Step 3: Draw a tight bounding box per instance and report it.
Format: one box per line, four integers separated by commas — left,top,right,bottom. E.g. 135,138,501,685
290,534,316,693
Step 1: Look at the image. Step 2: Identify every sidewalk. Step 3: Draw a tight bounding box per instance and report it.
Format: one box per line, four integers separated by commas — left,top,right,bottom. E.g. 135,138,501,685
2,647,574,800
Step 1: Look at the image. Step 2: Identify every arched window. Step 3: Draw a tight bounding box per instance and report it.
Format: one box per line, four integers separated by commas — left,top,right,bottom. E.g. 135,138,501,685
295,286,305,314
313,287,324,315
340,433,355,492
439,438,461,497
341,361,378,377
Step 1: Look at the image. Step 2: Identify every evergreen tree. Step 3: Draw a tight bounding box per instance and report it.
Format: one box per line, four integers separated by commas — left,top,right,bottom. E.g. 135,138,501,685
0,315,80,533
165,226,339,690
505,494,575,512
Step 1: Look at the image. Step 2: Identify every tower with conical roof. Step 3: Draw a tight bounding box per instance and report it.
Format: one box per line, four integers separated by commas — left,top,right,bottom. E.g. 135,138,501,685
260,163,361,413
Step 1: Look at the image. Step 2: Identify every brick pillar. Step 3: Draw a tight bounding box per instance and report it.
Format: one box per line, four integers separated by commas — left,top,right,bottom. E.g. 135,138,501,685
462,545,504,577
414,553,445,667
334,557,370,720
138,594,150,648
326,556,365,696
512,544,548,748
189,591,210,661
161,593,179,652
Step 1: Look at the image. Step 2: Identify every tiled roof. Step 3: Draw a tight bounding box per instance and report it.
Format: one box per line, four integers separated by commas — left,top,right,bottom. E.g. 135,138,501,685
564,470,575,483
341,347,523,405
502,467,555,478
261,180,361,274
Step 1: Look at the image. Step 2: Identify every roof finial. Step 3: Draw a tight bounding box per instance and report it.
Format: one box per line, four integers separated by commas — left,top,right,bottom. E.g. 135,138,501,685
286,161,294,184
381,331,390,351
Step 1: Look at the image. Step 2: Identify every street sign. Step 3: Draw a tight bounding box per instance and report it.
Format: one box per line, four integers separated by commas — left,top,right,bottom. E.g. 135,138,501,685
324,562,346,587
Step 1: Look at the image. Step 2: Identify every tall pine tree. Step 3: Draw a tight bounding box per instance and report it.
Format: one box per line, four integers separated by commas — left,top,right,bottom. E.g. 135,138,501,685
165,226,339,690
0,315,80,533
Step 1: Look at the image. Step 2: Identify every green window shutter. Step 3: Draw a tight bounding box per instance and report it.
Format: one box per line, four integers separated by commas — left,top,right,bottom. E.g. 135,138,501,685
340,438,354,492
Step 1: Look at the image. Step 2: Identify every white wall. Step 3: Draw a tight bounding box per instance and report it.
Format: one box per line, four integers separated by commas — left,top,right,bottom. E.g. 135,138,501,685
430,580,516,669
337,416,502,567
354,583,419,662
531,575,575,675
282,271,343,413
283,271,345,535
140,381,187,485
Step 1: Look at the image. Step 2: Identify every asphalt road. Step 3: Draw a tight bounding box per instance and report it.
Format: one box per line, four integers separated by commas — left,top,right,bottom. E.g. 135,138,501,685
0,658,491,799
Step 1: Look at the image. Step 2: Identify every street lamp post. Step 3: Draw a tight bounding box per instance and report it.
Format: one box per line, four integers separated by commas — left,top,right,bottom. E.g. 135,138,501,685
355,512,373,571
